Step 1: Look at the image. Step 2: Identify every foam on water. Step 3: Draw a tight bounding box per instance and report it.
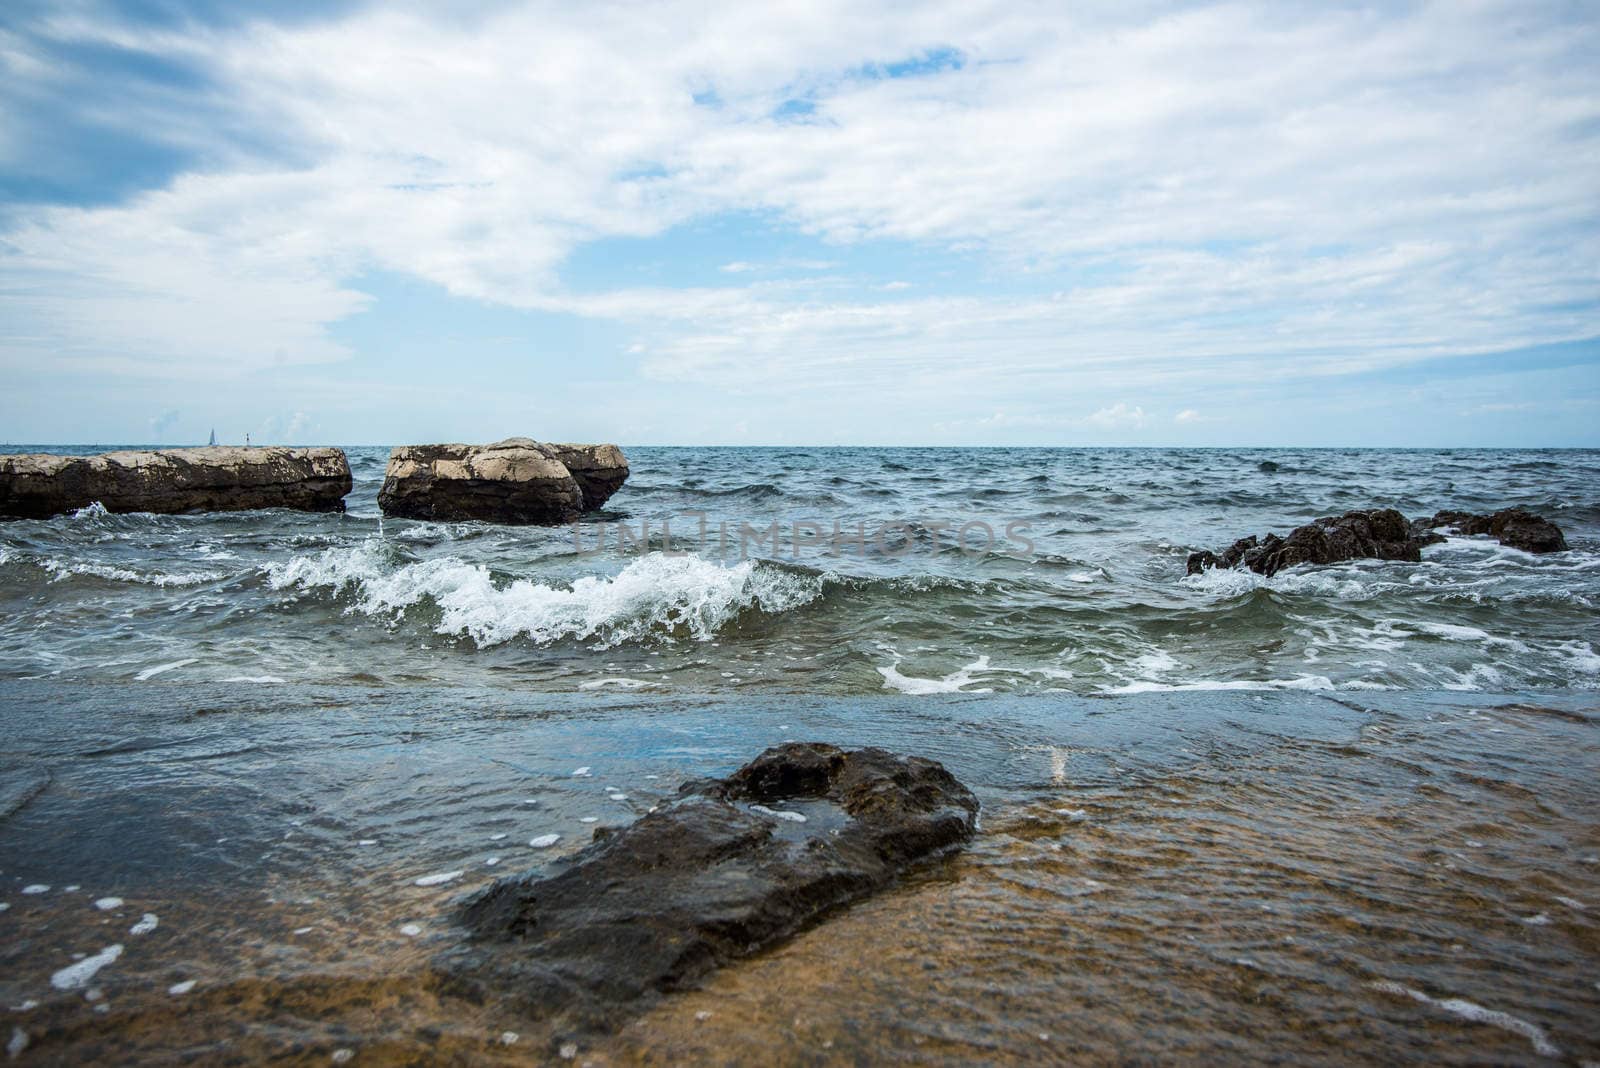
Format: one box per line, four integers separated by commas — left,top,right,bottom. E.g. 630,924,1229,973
50,945,123,990
877,656,996,695
268,546,821,647
134,660,197,681
1367,981,1560,1057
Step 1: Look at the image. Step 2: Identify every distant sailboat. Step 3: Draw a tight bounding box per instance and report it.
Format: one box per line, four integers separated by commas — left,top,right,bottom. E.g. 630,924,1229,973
207,428,217,446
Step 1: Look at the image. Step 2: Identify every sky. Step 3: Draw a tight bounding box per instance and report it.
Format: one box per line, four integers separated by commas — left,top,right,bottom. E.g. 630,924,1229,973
1,0,1597,447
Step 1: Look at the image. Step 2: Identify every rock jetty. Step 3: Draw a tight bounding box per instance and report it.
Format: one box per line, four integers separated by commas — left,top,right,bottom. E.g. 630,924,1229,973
1188,507,1568,577
0,447,351,519
436,742,978,1036
377,438,627,524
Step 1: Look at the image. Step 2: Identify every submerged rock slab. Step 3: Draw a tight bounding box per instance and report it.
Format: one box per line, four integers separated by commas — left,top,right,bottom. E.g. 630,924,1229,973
436,742,978,1033
1187,506,1568,576
377,438,627,523
0,447,351,519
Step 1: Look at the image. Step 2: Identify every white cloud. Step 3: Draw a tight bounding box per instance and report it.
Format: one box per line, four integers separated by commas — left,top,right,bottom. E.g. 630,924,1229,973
0,0,1595,417
1174,409,1202,424
1084,403,1147,430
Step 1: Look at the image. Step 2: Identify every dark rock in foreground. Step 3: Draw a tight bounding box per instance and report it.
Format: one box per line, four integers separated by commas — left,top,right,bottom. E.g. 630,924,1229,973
1187,506,1568,577
377,438,627,523
436,742,978,1034
0,447,351,519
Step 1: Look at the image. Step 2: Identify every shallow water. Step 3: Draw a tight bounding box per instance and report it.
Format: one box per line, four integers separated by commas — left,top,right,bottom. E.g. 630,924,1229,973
1,684,1596,1064
2,446,1597,694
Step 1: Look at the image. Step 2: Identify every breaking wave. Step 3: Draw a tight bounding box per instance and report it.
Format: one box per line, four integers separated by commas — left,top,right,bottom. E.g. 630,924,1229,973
265,543,823,647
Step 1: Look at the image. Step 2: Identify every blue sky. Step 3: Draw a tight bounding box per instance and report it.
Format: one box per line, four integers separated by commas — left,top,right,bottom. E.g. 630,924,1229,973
1,1,1597,446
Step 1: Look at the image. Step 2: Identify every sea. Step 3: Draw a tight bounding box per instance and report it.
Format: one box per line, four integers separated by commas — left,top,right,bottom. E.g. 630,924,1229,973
2,445,1597,693
1,445,1597,1064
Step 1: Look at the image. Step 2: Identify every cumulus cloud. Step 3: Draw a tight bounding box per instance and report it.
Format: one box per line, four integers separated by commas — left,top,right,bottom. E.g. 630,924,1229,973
0,0,1595,420
1084,403,1147,430
1174,409,1202,424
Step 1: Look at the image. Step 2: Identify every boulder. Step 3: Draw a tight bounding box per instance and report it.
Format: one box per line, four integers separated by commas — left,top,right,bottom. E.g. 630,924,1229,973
544,443,629,510
436,742,978,1035
377,438,627,524
0,447,351,519
1426,507,1568,554
1187,506,1569,576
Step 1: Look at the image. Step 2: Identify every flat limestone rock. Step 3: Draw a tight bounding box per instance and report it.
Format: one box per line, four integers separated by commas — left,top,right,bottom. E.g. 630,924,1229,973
435,742,978,1038
544,443,629,511
377,438,627,524
0,447,351,519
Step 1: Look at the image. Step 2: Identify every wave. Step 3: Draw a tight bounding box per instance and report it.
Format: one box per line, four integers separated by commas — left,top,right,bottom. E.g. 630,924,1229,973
265,544,822,648
33,558,226,587
1099,675,1337,694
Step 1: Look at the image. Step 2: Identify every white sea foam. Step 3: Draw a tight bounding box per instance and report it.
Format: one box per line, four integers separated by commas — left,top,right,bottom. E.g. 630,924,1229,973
413,870,463,887
134,659,197,681
93,897,123,911
578,677,654,690
168,980,197,996
750,805,807,823
43,559,223,587
1367,980,1559,1057
1101,675,1335,694
50,945,123,990
878,655,995,695
266,547,821,647
21,884,49,895
222,675,287,684
529,834,560,848
130,913,158,935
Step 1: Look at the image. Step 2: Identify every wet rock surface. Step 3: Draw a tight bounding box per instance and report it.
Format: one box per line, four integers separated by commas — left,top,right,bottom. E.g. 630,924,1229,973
1426,507,1569,554
435,742,978,1037
0,447,351,519
377,438,627,523
1188,506,1569,576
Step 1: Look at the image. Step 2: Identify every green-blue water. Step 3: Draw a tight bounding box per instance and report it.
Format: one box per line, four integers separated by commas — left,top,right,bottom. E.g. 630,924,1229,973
2,446,1597,693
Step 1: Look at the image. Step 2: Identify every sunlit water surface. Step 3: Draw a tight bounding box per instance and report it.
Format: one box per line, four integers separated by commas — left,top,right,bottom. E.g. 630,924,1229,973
1,685,1596,1064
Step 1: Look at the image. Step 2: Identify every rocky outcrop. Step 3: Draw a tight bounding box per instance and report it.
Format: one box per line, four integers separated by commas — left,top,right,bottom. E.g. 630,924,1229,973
436,742,978,1035
377,438,627,524
1188,506,1568,576
0,447,351,519
544,443,630,511
1187,509,1421,577
1426,507,1568,554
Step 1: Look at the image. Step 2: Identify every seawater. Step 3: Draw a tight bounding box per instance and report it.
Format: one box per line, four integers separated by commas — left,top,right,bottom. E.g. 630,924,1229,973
1,446,1597,693
2,446,1598,1063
